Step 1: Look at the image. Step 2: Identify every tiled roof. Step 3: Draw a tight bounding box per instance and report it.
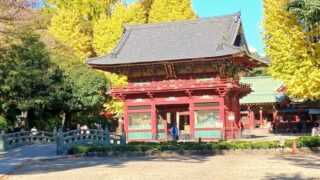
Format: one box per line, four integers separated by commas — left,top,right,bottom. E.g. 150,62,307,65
87,13,268,66
240,76,285,104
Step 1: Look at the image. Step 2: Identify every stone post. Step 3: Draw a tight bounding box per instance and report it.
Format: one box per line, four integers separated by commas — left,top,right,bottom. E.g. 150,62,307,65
41,131,45,143
0,130,5,152
52,128,57,143
17,132,21,146
120,130,126,145
56,128,64,155
104,126,110,146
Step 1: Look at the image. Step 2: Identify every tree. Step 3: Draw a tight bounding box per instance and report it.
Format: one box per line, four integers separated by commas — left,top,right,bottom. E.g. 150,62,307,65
45,0,117,21
48,9,92,61
93,2,146,56
139,0,155,22
0,34,64,129
286,0,320,25
263,0,320,98
148,0,196,23
0,35,61,112
0,0,34,45
101,72,127,116
46,0,118,60
51,55,108,128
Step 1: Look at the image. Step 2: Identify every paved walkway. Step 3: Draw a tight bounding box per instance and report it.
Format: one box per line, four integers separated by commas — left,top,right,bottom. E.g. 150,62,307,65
7,154,320,180
0,144,56,177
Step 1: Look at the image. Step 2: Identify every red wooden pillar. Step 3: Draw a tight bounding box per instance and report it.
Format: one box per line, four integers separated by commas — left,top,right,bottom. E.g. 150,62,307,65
247,106,254,129
151,103,157,141
272,107,278,128
189,101,195,140
259,108,263,128
124,102,129,140
220,96,227,140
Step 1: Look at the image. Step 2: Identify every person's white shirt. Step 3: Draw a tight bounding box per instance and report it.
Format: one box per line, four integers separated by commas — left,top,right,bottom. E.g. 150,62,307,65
82,125,89,134
31,127,38,136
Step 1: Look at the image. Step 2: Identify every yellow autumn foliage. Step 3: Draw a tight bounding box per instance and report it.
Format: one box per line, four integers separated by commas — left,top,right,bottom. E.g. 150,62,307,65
93,2,146,56
99,71,128,116
48,9,92,61
149,0,196,23
263,0,320,99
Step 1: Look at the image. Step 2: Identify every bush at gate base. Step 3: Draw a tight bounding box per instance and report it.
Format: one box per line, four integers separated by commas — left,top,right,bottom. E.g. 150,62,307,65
67,136,320,154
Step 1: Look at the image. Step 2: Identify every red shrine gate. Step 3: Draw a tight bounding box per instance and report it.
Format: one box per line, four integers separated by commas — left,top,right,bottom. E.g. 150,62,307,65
87,13,267,141
112,78,250,141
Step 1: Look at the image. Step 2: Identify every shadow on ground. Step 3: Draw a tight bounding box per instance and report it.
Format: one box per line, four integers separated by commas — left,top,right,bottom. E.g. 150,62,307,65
265,172,317,180
11,155,210,175
272,155,320,170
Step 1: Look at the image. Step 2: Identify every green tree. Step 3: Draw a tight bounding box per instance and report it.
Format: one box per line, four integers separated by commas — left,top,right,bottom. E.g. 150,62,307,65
0,34,63,129
51,55,108,128
148,0,196,23
287,0,320,24
0,35,61,112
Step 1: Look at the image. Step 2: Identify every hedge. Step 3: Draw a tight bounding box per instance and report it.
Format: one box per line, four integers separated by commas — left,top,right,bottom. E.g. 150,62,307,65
67,136,320,155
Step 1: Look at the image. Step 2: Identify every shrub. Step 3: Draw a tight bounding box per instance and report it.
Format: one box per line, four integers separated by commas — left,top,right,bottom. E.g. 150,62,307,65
0,116,7,131
67,136,320,155
297,136,320,148
68,145,89,154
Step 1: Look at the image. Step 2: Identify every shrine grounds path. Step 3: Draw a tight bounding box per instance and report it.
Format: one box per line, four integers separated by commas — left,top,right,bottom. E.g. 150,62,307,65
6,154,320,180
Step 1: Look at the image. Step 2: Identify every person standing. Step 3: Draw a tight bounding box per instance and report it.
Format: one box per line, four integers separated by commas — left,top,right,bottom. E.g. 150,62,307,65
170,124,179,144
31,126,38,136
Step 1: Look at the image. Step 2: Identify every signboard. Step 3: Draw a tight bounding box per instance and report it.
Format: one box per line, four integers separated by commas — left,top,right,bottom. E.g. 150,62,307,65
228,112,235,121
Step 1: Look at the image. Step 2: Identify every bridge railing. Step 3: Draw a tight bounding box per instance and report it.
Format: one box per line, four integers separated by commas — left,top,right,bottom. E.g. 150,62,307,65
56,128,126,155
0,128,126,155
0,130,55,150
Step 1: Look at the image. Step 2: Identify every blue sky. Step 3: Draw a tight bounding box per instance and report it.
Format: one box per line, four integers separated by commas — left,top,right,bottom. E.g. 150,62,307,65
126,0,265,55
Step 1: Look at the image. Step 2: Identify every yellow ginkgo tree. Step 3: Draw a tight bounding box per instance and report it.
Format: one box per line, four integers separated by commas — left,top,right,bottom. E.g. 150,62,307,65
93,2,146,56
149,0,196,23
263,0,320,99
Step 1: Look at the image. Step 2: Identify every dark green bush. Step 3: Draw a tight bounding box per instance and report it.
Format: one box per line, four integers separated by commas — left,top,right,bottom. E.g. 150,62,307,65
68,145,89,154
67,136,320,155
297,136,320,147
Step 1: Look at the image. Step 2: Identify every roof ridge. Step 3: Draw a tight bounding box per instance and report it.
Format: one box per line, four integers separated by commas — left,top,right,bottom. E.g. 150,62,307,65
124,12,241,30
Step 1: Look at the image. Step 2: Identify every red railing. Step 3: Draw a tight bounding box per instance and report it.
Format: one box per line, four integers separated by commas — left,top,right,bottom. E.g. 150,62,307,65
112,77,250,94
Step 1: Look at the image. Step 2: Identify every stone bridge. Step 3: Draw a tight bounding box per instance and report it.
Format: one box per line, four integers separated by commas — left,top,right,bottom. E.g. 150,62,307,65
0,128,126,155
0,128,126,177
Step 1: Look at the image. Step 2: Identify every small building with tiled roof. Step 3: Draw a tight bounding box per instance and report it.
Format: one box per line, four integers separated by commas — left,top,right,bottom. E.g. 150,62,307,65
240,76,285,105
239,76,320,133
239,76,286,129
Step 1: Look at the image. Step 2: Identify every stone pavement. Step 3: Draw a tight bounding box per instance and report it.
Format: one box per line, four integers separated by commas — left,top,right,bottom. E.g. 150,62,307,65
0,144,57,178
8,154,320,180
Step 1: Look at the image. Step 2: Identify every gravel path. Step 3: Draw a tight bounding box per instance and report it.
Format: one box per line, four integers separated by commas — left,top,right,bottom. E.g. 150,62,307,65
7,154,320,180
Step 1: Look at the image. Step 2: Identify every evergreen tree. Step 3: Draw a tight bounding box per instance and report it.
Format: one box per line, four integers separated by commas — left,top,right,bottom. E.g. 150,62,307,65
0,34,62,119
148,0,196,23
263,0,320,98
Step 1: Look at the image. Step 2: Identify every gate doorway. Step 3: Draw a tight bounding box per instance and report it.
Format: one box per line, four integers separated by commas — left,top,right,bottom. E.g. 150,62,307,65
156,104,191,141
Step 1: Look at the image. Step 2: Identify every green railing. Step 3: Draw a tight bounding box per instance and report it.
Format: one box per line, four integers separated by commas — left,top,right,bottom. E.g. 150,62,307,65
195,130,221,139
129,125,151,130
157,132,166,139
128,132,152,140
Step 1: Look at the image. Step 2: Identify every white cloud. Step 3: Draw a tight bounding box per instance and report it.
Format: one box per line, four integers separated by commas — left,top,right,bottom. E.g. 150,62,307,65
248,45,257,53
